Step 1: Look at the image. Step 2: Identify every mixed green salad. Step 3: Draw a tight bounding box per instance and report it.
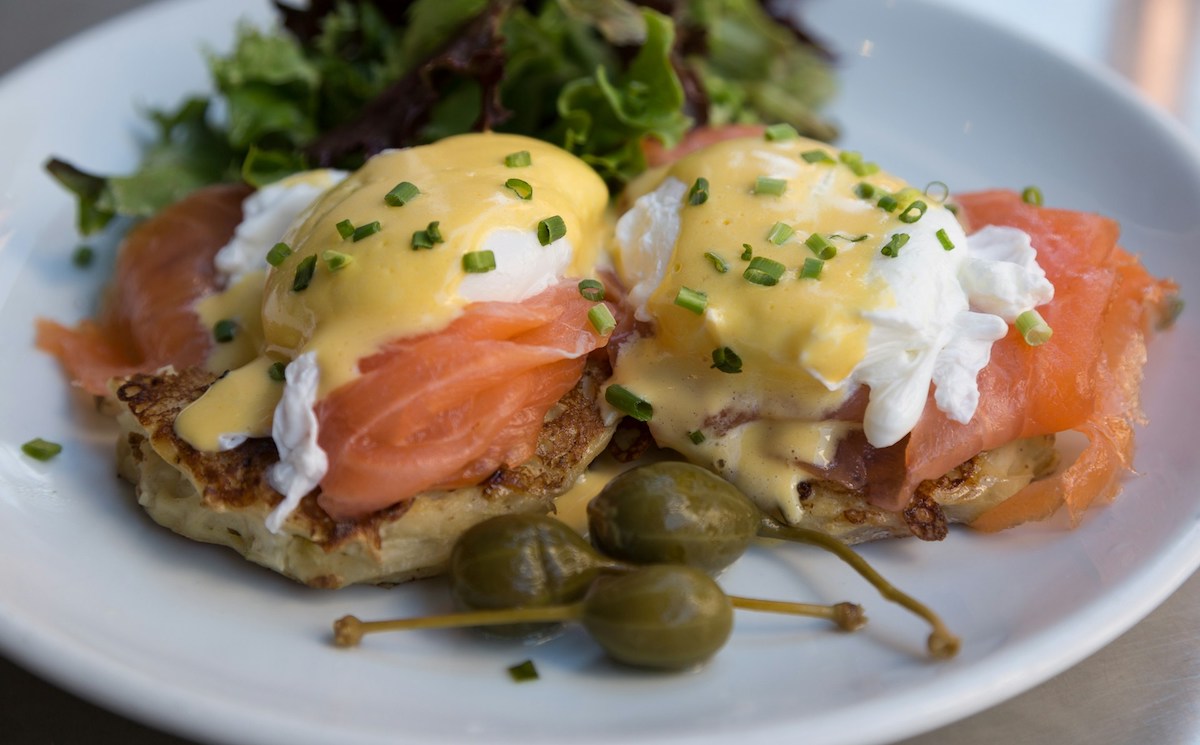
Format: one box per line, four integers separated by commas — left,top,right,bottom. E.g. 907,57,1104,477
47,0,836,235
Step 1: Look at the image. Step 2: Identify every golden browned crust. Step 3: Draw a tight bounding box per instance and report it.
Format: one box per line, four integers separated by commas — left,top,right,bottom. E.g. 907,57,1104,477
113,358,617,588
763,435,1060,544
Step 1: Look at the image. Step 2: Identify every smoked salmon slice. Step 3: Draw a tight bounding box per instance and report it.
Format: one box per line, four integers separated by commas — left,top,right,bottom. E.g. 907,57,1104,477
37,183,251,396
900,190,1178,530
315,281,612,520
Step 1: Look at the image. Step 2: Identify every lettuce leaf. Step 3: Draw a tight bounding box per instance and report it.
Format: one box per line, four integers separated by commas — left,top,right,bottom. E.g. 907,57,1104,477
48,0,837,234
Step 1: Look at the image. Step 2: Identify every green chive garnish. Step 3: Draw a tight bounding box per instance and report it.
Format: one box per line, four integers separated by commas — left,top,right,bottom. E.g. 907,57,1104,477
880,233,909,257
877,194,899,212
764,123,799,141
21,438,62,461
322,250,353,271
462,250,496,273
740,243,753,260
588,304,616,335
351,221,382,242
743,256,786,286
704,252,729,273
945,203,960,216
336,219,355,239
711,346,743,374
898,200,928,224
687,430,706,444
838,151,879,177
412,231,435,250
384,181,420,207
687,177,710,206
800,257,824,280
426,221,443,243
804,233,837,260
606,384,653,421
766,221,795,245
578,279,605,302
674,286,707,314
936,228,955,251
213,319,237,343
925,181,950,201
1022,186,1044,206
1015,309,1053,346
266,242,292,267
292,255,317,291
72,246,94,268
853,182,876,199
752,176,787,196
830,233,868,242
268,361,287,382
507,660,539,683
800,150,835,165
537,215,566,246
504,178,533,200
504,151,532,168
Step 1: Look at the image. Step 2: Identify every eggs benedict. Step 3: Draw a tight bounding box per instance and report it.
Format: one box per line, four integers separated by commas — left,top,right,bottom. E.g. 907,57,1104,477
605,132,1175,540
97,133,623,586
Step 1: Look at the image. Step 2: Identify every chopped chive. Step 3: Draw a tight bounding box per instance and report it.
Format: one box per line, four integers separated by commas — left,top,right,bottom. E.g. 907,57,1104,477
507,660,539,683
426,221,443,243
800,149,835,164
504,151,532,168
710,346,743,374
853,182,876,199
898,199,928,224
266,242,293,267
752,176,787,196
704,251,729,273
800,257,824,279
292,255,317,291
1015,309,1053,346
687,430,706,444
838,151,879,176
578,279,605,302
537,215,566,246
588,304,616,335
268,361,287,382
764,123,799,141
830,233,868,242
880,233,910,257
336,219,355,239
945,203,960,217
740,243,753,260
504,178,533,200
743,256,786,286
462,250,497,273
674,286,707,314
21,438,62,461
322,250,353,271
412,230,434,250
1022,186,1044,206
687,177,710,206
72,246,94,268
804,233,837,260
877,194,899,212
766,221,795,245
925,181,950,201
936,228,955,251
605,384,653,421
351,221,382,242
213,319,237,343
384,181,420,207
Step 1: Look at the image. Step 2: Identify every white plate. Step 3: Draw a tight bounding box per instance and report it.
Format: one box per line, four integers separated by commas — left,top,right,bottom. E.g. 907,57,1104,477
1,1,1198,744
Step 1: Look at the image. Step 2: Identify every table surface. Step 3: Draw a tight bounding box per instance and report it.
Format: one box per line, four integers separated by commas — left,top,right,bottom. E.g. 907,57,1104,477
1,1,1197,744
